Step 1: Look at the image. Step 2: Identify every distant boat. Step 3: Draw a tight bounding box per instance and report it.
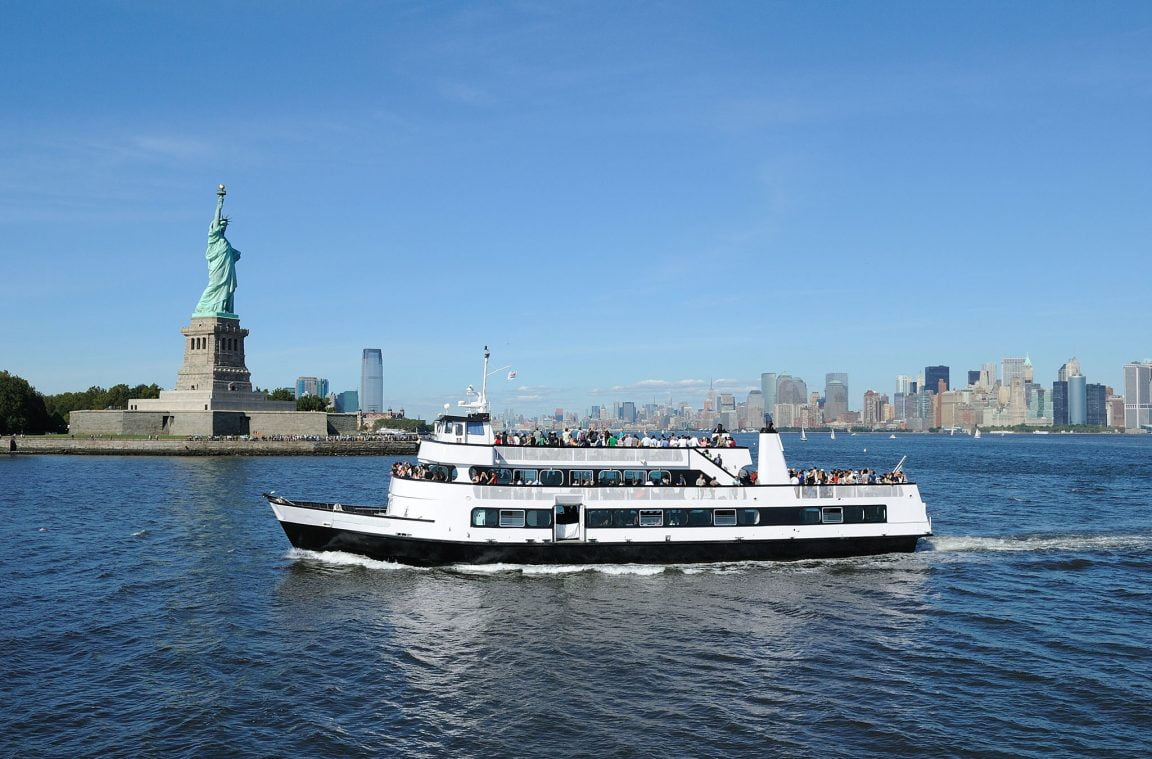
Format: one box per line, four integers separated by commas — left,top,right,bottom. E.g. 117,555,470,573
974,428,982,439
830,429,836,440
800,427,807,442
889,434,897,439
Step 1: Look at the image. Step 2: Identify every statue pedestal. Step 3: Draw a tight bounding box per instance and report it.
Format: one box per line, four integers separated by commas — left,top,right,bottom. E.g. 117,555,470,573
131,316,294,413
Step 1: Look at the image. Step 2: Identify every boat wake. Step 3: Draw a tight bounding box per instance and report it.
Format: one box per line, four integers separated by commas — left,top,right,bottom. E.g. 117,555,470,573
285,548,426,571
923,533,1152,554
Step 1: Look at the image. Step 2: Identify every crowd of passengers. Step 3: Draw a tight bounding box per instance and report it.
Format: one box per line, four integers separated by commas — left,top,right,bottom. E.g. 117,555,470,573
492,428,738,448
391,461,451,482
790,468,907,485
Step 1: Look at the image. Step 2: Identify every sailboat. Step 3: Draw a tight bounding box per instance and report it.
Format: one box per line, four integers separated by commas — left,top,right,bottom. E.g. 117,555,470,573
830,429,836,440
800,425,807,442
974,427,982,439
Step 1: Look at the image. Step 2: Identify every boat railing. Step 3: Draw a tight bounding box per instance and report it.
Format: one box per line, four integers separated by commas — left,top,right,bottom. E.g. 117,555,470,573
459,483,907,503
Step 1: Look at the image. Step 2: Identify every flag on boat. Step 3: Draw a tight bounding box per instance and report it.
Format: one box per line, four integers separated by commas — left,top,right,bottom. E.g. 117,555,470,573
507,370,517,380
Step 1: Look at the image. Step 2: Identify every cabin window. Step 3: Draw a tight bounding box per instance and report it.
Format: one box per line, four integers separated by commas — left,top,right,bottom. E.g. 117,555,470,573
499,510,526,528
802,507,822,525
539,469,564,487
471,508,498,527
647,470,670,486
614,509,639,528
738,509,761,526
623,470,646,486
525,509,552,528
639,509,663,527
822,507,844,524
426,465,456,482
453,423,464,437
513,469,538,485
587,510,612,528
665,509,686,527
491,468,514,485
466,421,486,437
570,469,594,486
597,470,622,486
687,509,711,527
713,509,737,527
864,505,887,523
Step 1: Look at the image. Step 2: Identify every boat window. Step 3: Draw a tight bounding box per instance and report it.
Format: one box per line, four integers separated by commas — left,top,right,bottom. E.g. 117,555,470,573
801,507,822,525
687,509,711,527
466,421,486,437
821,507,844,524
597,470,622,486
471,508,498,527
614,509,638,528
713,509,737,527
647,470,670,486
665,509,686,527
587,510,612,528
639,509,663,527
499,509,526,528
737,508,761,526
513,469,539,485
453,423,464,437
539,469,564,487
623,469,646,486
525,509,552,528
570,469,593,486
491,468,514,485
426,465,456,482
863,505,887,523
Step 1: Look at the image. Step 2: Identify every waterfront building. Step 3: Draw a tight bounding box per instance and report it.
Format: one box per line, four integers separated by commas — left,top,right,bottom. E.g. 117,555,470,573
361,349,383,413
980,362,996,389
1057,357,1081,382
745,390,765,428
1124,361,1152,430
620,401,637,424
761,372,777,422
824,373,849,423
1108,395,1126,427
1002,357,1028,389
1086,383,1107,426
335,390,359,413
925,365,950,394
1068,374,1087,425
1052,381,1069,425
295,376,329,399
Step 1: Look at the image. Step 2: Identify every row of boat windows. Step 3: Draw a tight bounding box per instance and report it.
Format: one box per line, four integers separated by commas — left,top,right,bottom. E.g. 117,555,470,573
471,467,682,486
471,505,888,529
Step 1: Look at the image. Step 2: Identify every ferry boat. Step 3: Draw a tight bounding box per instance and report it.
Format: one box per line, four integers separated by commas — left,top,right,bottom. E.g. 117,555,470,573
264,350,933,566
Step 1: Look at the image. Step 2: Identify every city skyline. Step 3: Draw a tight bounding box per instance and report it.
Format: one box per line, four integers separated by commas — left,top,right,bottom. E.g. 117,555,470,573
3,4,1150,420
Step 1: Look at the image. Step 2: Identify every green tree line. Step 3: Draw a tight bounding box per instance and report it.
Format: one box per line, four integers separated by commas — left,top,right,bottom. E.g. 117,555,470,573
3,372,338,434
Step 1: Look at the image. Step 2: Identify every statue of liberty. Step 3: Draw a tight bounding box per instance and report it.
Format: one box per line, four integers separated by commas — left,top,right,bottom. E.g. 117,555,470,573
193,184,241,317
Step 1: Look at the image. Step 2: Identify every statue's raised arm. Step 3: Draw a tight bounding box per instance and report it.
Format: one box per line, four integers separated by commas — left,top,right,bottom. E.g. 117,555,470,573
193,184,243,318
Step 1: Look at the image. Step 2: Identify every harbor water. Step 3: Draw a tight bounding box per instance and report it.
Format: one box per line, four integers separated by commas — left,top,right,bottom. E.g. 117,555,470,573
2,434,1150,757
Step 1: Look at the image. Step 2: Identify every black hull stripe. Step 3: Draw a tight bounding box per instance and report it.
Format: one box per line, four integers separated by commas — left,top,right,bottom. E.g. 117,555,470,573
278,522,922,566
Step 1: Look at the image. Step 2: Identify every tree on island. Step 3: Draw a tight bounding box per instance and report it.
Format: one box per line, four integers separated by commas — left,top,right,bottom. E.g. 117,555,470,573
0,371,55,434
296,395,330,412
262,387,295,402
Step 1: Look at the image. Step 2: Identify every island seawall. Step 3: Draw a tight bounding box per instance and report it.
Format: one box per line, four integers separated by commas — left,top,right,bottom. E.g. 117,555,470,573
6,437,418,457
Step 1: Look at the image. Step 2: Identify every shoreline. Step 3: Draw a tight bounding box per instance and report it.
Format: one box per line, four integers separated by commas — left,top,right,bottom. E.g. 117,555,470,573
3,437,418,457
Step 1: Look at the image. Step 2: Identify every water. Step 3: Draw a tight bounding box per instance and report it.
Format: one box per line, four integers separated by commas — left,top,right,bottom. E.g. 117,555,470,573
2,435,1150,757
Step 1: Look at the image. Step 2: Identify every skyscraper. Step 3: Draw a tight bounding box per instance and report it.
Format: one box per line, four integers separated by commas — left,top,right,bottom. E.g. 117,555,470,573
924,366,950,394
1057,357,1081,382
760,372,777,422
1086,383,1107,426
1124,361,1152,430
1051,381,1069,425
295,376,329,398
1068,374,1087,425
1002,357,1027,388
824,372,849,423
967,370,981,387
360,348,383,413
745,390,765,428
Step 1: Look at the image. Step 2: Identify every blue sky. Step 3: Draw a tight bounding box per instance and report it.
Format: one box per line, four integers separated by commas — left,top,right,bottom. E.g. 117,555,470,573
2,1,1149,418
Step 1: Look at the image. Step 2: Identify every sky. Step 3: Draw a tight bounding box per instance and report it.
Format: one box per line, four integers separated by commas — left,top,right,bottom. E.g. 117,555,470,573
2,1,1150,419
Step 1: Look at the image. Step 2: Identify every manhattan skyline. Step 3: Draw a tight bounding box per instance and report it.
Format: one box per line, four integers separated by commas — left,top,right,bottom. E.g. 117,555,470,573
2,3,1149,420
